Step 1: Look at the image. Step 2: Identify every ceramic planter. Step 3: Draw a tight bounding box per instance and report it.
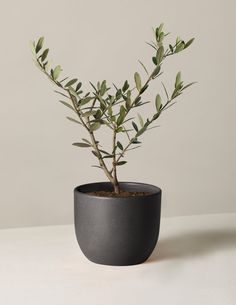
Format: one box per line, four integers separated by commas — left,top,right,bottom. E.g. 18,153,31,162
74,182,161,266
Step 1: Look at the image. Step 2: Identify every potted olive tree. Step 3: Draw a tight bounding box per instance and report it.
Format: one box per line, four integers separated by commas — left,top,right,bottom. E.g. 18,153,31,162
31,23,194,266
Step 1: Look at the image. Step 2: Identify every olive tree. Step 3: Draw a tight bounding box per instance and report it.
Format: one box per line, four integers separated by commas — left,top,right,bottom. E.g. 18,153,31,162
31,23,195,194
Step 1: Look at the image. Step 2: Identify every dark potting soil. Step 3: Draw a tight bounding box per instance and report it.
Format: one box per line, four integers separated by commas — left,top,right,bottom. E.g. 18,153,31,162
86,190,152,197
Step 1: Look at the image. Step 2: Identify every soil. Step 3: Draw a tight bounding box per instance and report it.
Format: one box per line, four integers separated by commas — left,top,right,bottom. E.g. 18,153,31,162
86,190,152,198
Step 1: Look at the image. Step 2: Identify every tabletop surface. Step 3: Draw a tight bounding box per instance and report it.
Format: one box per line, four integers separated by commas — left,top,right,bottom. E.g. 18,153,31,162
0,213,235,305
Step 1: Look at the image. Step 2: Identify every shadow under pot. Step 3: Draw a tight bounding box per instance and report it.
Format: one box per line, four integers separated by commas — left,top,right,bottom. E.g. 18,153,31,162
74,182,161,266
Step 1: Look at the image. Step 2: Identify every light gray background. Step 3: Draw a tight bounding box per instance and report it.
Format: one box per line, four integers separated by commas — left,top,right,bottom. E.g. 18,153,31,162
0,0,235,229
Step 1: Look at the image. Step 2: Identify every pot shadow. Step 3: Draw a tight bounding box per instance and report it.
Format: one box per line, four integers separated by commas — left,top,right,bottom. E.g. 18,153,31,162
148,228,236,263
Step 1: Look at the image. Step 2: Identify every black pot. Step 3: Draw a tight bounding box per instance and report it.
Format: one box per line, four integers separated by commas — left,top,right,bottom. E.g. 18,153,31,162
74,182,161,266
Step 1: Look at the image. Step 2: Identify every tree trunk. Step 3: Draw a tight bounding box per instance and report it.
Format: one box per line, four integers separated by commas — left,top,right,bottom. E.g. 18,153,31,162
113,178,120,194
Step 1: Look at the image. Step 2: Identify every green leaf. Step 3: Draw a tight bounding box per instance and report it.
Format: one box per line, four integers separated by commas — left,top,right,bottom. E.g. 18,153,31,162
41,48,49,62
134,72,142,92
138,60,149,76
184,38,195,49
137,113,144,127
90,122,101,132
66,117,81,124
52,65,61,80
100,80,106,96
125,97,131,110
161,82,169,99
182,82,196,90
158,23,164,35
136,126,147,137
59,100,74,111
116,105,126,126
169,44,174,53
156,46,164,65
68,87,78,98
155,94,162,112
140,84,148,94
76,82,82,91
92,150,99,157
159,32,164,43
132,121,138,132
175,71,182,88
36,37,44,53
175,41,185,53
82,138,91,144
117,127,123,133
131,139,141,144
100,149,111,155
115,161,127,166
122,80,129,92
91,165,102,169
82,110,97,117
65,79,78,87
117,141,123,150
29,40,36,54
73,142,91,148
115,89,122,100
151,65,161,78
152,56,157,65
80,97,93,106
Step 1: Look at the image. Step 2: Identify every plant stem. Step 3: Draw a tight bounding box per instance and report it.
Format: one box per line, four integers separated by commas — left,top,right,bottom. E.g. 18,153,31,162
112,128,120,194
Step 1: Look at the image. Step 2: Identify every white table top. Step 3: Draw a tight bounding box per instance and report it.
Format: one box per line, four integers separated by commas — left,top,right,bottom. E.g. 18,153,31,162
0,213,235,305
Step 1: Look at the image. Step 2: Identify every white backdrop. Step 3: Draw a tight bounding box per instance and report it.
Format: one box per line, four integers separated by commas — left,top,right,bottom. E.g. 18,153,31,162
0,0,235,228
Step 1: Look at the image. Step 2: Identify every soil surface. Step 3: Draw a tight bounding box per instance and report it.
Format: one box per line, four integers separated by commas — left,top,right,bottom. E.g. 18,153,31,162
86,190,152,197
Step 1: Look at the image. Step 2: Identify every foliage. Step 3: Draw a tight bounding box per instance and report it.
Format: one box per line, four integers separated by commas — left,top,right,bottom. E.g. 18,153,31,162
31,23,195,193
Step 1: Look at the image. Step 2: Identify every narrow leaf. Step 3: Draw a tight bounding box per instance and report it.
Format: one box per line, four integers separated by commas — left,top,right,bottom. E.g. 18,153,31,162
66,117,81,124
116,105,126,126
182,82,197,90
156,46,164,65
73,142,91,148
122,80,129,92
151,65,161,78
29,40,36,54
155,94,162,112
52,65,61,80
117,141,123,150
92,150,99,157
138,60,149,76
136,126,147,137
175,72,182,88
80,97,93,106
36,37,44,53
137,113,144,127
175,41,185,53
82,138,91,144
152,56,157,65
76,82,82,91
41,48,49,62
59,100,74,111
100,80,107,96
140,84,148,94
134,72,142,92
65,79,78,87
132,121,139,132
115,161,127,166
90,122,101,132
184,38,195,49
161,82,169,99
82,110,97,117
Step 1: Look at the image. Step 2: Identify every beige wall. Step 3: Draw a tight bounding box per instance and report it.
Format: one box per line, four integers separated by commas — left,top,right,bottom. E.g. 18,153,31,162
0,0,235,228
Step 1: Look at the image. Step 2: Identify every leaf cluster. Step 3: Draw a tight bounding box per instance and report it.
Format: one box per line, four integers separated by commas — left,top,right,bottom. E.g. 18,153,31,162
31,23,195,182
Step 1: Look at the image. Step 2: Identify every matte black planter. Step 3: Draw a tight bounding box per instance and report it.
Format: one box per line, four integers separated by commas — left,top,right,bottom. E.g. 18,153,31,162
74,182,161,266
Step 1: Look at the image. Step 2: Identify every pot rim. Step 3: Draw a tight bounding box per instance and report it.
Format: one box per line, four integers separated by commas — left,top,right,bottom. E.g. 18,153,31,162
74,181,162,199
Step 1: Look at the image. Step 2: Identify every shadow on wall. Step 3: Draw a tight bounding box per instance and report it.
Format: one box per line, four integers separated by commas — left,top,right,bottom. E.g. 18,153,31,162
148,229,236,262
